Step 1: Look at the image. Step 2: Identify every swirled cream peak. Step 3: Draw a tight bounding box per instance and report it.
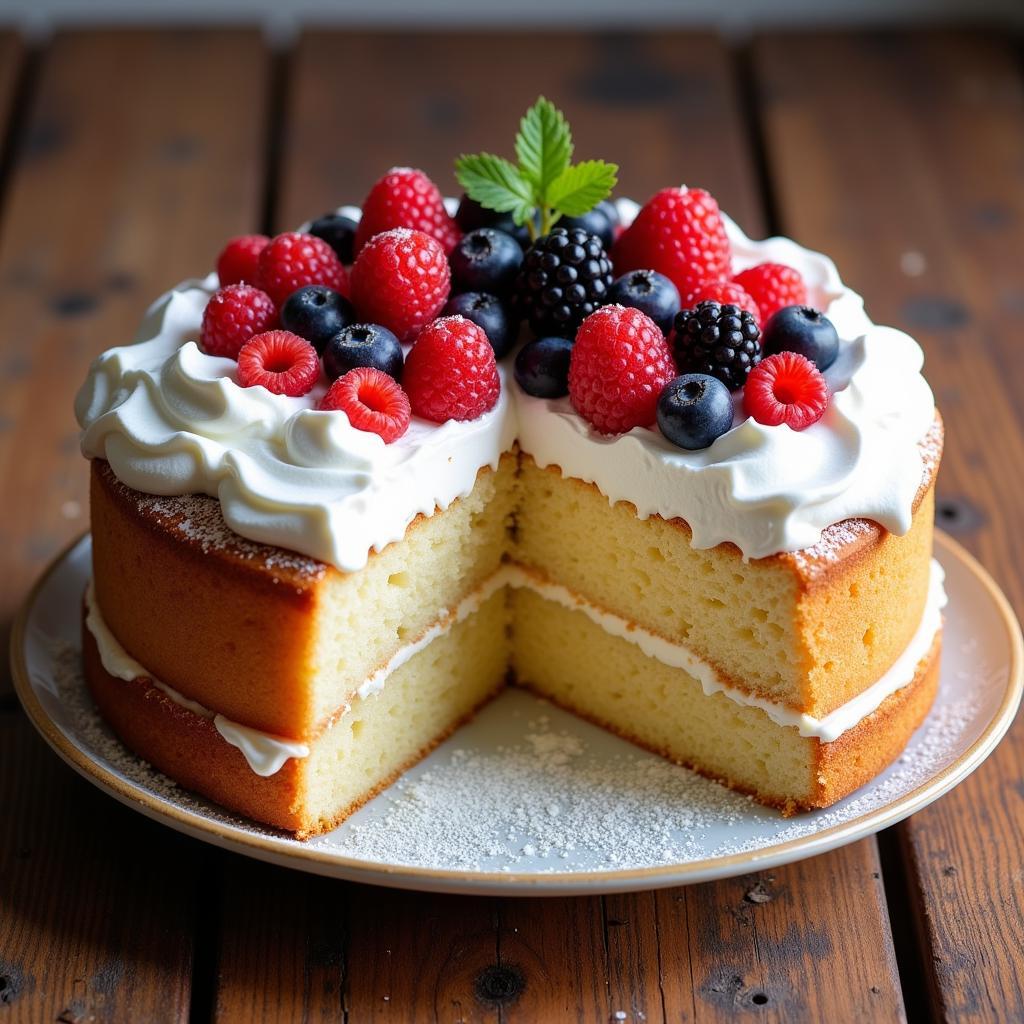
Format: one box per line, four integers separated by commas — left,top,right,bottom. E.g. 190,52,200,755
76,202,936,570
76,274,517,571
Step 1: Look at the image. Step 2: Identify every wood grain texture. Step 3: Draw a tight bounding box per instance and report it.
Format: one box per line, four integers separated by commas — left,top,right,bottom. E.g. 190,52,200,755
199,29,905,1024
0,29,270,699
278,30,763,235
0,715,199,1023
753,29,1024,1023
0,28,271,1023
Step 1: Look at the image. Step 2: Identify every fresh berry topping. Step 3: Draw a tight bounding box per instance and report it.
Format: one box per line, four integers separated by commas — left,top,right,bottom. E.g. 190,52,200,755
744,351,830,430
733,263,807,323
308,213,358,264
612,187,731,297
354,168,460,255
761,305,840,371
403,315,501,423
200,284,278,359
657,374,734,450
442,292,518,358
349,228,451,343
323,323,404,382
216,235,269,286
236,330,320,397
681,281,761,326
318,366,411,443
514,335,574,399
558,202,616,250
256,232,348,308
449,228,523,296
673,300,761,391
568,305,676,435
280,285,355,354
608,269,681,335
514,227,613,337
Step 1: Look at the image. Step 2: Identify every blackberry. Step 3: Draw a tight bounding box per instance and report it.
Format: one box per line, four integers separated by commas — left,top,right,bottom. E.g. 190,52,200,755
673,300,761,391
513,227,613,337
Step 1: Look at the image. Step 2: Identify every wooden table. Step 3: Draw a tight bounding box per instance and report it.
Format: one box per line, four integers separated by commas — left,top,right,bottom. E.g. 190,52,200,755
1,26,1021,1023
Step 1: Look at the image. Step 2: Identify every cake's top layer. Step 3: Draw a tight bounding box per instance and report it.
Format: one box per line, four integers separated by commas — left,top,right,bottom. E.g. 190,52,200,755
76,201,936,571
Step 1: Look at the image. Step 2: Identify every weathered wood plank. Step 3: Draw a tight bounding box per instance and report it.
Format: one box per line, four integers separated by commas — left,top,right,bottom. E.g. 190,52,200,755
0,716,198,1022
0,29,269,700
754,29,1024,1023
204,29,906,1023
0,28,270,1022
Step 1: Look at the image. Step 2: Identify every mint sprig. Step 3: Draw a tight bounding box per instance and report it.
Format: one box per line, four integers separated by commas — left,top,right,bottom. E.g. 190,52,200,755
455,97,618,241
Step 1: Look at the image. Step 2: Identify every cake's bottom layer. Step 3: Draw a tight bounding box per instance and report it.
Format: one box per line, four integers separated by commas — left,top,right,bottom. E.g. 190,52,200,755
83,576,941,834
83,588,510,837
511,588,941,812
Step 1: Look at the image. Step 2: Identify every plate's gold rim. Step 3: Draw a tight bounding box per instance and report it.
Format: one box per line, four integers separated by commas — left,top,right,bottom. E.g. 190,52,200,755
10,529,1024,891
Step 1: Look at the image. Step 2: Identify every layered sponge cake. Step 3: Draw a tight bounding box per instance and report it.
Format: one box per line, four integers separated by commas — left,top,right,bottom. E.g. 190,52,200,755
74,107,944,837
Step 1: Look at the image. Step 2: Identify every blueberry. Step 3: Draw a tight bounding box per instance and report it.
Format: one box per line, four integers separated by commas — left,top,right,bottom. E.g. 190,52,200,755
761,305,839,371
322,323,404,382
443,292,519,358
557,205,615,250
281,285,355,354
657,374,735,450
514,336,573,398
609,269,681,335
454,194,520,235
449,229,523,296
308,213,358,264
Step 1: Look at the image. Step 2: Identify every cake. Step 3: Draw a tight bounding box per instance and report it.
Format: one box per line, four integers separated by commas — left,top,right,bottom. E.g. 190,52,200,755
73,101,944,838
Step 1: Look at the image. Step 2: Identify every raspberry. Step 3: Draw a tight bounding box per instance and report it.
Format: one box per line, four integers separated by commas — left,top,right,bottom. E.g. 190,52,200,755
200,284,278,359
354,167,461,255
611,187,731,297
256,232,348,308
216,234,269,286
403,315,500,423
568,305,676,435
733,262,807,323
236,330,320,397
682,281,761,326
319,366,411,443
744,351,830,430
350,229,451,343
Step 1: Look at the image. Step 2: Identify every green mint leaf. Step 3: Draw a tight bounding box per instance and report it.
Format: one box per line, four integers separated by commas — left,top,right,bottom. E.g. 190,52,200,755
515,96,573,197
455,153,535,225
547,160,619,217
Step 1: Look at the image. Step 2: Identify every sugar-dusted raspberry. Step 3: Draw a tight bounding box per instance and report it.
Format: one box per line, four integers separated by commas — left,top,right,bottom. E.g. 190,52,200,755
744,351,830,430
568,304,676,435
216,234,269,286
354,167,461,255
200,284,278,359
682,280,761,326
611,187,731,297
236,330,320,397
733,262,807,323
256,232,348,308
350,228,451,343
403,315,500,423
319,366,411,443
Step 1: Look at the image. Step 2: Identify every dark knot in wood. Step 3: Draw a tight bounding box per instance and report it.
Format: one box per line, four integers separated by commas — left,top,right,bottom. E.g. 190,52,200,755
475,963,525,1006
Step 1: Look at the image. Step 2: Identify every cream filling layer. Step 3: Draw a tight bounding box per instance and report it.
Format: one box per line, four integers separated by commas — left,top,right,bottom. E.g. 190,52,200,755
84,581,310,776
84,560,946,777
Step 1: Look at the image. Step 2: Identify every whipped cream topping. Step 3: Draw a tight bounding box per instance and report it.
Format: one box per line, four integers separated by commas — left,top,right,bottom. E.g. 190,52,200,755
76,200,935,568
84,561,945,778
85,581,310,776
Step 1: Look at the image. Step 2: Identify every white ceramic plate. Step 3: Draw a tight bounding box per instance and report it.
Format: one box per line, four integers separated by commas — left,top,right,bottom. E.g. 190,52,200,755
12,531,1022,896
